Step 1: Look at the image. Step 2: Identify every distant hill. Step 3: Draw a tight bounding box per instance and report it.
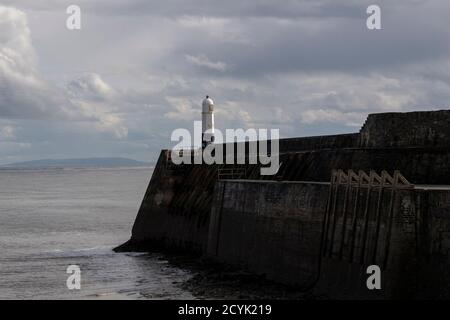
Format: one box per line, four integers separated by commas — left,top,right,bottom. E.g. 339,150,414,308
0,157,151,168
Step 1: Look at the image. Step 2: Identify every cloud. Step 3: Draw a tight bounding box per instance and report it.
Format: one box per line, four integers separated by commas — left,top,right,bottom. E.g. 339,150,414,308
0,6,55,119
65,73,130,139
185,54,227,71
301,109,363,127
2,1,450,164
67,73,117,101
0,6,130,142
0,125,15,139
95,113,128,138
164,96,198,120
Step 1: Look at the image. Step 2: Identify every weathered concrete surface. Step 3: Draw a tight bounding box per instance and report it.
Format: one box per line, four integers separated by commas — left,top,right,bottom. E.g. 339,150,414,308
360,110,450,148
115,150,219,253
207,180,450,299
278,133,359,151
276,147,450,184
207,181,326,288
417,189,450,298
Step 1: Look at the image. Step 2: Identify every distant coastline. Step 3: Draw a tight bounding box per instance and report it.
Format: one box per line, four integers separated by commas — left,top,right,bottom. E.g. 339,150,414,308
0,157,152,169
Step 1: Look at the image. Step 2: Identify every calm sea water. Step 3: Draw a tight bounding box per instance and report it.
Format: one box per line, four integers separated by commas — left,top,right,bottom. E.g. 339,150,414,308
0,167,195,300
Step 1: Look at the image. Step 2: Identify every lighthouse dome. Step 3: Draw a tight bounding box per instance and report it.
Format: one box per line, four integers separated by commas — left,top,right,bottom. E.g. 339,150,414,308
202,96,214,112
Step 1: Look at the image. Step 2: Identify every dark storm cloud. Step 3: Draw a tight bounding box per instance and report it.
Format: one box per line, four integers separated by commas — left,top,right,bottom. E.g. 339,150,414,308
171,1,450,77
4,0,367,19
10,0,449,77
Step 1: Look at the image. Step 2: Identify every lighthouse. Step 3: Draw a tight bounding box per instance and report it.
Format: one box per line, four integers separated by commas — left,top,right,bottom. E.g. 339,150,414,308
202,95,215,148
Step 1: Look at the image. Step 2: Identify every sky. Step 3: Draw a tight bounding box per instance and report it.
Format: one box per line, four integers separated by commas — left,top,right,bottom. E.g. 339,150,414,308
1,0,450,164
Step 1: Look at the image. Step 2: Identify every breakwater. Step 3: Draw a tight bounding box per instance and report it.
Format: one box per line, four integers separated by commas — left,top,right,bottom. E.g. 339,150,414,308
116,110,450,298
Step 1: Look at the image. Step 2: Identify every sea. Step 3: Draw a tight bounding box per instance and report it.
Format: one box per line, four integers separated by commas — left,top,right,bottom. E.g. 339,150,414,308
0,167,196,300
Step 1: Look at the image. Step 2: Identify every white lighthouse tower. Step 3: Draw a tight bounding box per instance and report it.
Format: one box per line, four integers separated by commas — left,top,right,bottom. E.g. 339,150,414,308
202,95,215,148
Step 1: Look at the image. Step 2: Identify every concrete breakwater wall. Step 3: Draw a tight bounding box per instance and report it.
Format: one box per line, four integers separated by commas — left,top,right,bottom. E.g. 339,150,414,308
115,110,450,298
207,181,327,289
115,132,367,253
276,147,450,184
121,151,217,253
116,144,450,254
360,110,450,148
207,179,450,298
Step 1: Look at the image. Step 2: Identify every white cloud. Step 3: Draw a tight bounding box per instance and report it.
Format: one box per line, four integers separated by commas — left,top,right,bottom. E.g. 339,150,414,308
164,97,198,120
68,73,117,101
0,125,15,139
0,6,51,118
0,6,132,143
176,16,249,44
96,114,128,139
301,109,363,126
185,54,227,72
